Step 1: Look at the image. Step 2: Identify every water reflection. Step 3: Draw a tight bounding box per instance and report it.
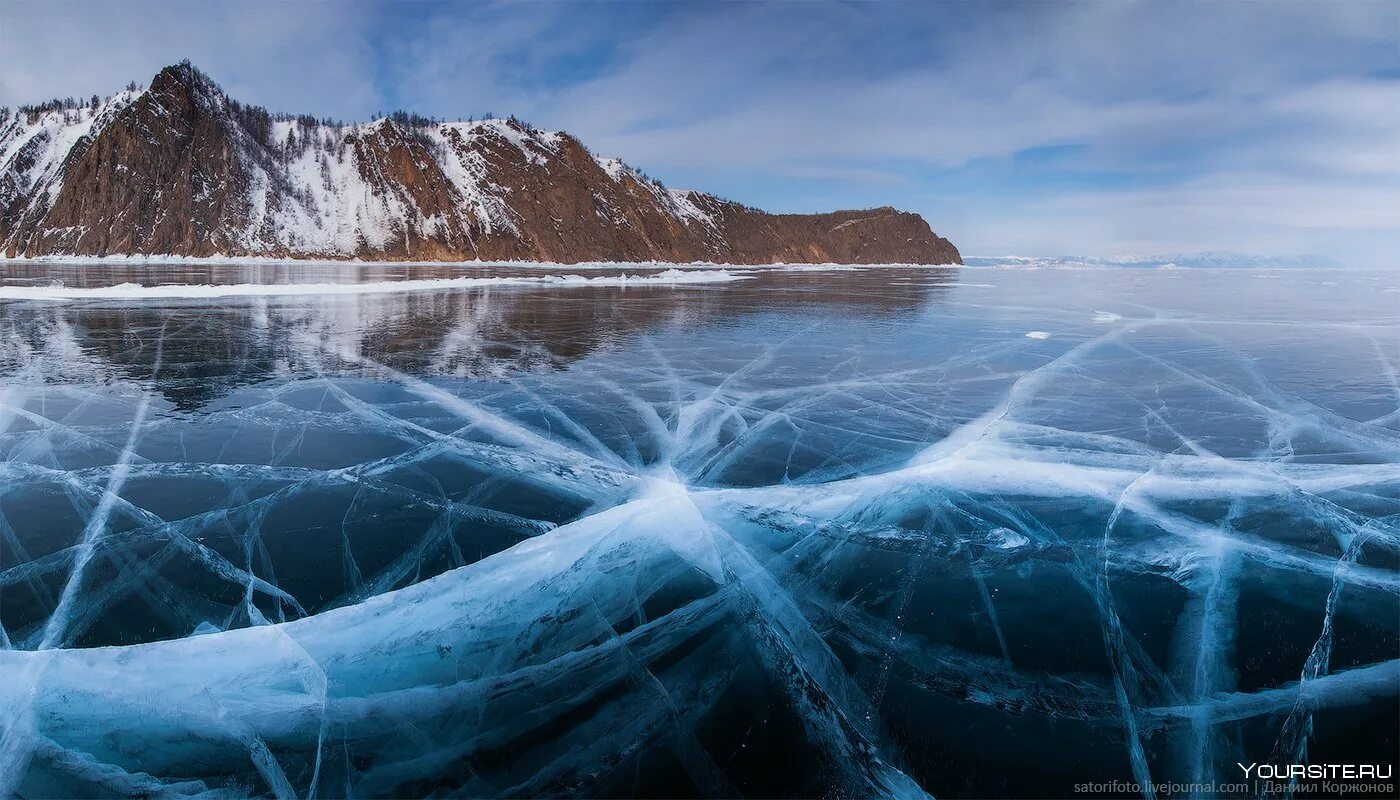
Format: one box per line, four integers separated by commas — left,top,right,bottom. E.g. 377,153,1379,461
0,265,958,410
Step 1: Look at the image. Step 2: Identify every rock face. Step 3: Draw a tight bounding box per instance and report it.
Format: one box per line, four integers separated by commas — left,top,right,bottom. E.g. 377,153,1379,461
0,63,961,264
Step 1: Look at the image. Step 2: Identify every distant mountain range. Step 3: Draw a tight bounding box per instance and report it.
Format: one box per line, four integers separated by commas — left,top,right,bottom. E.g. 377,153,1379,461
964,253,1342,269
0,61,959,265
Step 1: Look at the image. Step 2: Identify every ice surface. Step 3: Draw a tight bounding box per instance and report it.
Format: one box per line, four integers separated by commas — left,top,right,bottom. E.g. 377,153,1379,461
964,254,1345,270
0,269,745,301
0,264,1395,798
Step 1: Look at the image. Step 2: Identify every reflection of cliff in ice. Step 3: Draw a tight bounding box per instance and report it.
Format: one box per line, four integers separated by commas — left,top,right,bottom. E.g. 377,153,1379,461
0,267,1396,798
0,265,952,410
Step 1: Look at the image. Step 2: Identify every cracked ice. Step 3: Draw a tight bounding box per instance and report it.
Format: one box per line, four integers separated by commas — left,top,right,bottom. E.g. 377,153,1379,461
0,263,1396,799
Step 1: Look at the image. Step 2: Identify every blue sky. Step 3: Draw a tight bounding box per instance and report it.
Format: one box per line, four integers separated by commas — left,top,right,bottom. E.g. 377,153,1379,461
1,0,1396,265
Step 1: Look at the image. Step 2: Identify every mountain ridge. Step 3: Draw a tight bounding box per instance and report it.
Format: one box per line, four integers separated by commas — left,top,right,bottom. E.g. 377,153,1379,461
0,62,960,265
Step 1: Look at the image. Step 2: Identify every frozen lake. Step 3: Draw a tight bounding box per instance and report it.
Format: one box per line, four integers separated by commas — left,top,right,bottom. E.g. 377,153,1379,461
0,263,1396,798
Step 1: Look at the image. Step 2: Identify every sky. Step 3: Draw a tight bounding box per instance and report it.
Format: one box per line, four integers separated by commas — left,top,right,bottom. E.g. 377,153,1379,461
1,0,1396,265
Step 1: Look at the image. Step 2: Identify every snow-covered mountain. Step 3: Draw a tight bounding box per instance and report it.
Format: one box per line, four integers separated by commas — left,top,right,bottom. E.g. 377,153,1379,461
0,62,960,264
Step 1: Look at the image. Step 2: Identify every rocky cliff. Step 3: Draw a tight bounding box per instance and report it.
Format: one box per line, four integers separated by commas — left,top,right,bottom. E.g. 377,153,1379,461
0,62,961,264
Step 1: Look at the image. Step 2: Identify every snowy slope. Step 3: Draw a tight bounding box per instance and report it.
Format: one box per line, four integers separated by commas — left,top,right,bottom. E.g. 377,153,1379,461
0,63,959,265
0,91,141,226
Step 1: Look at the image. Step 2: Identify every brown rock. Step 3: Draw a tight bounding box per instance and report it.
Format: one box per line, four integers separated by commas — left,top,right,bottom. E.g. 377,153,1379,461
1,62,961,265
